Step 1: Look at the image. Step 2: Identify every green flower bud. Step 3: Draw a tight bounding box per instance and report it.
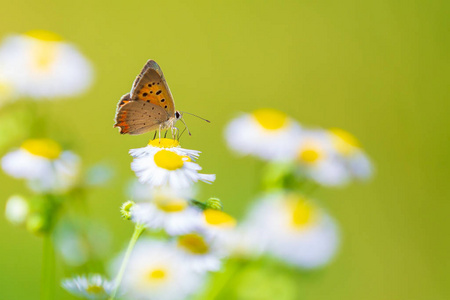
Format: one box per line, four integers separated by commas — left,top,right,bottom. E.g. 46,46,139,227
120,201,135,220
205,198,223,211
26,213,47,235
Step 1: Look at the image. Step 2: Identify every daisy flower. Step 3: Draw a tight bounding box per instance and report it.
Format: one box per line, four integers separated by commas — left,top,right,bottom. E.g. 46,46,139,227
119,239,204,300
0,30,93,99
174,231,224,272
1,138,80,193
224,108,302,161
130,138,200,159
130,189,202,235
4,194,29,225
62,274,113,300
245,193,340,269
294,129,350,186
329,128,373,180
131,140,215,189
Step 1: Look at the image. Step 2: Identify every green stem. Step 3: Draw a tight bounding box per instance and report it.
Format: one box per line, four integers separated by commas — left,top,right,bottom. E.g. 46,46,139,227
109,224,145,300
41,233,55,300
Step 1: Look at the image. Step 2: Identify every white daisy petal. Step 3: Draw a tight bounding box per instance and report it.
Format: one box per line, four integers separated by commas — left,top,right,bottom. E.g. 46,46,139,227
62,274,113,300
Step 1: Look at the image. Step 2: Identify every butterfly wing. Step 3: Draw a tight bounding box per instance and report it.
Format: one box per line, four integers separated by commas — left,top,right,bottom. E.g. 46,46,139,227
130,60,176,117
114,100,169,135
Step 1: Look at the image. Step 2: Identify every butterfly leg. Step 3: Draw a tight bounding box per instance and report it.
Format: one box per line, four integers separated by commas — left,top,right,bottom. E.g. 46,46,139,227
158,125,162,141
172,127,178,140
153,131,157,140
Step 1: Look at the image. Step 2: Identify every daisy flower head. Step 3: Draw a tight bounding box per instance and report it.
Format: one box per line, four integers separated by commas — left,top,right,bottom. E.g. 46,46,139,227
5,194,29,225
294,128,350,186
1,138,80,193
62,274,113,300
224,108,302,161
175,231,224,273
130,138,200,160
119,239,204,300
0,30,93,99
130,189,202,235
131,139,215,189
329,128,373,180
245,192,339,269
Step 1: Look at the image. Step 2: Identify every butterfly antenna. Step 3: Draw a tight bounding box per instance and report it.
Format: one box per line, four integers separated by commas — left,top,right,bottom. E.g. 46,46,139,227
180,111,211,123
178,127,187,140
179,117,192,136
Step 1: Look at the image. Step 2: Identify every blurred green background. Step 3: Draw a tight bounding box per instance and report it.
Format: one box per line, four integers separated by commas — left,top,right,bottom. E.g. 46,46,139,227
0,0,449,299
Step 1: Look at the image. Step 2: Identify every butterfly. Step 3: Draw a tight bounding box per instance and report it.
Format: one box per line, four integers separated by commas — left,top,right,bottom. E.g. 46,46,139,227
114,60,183,136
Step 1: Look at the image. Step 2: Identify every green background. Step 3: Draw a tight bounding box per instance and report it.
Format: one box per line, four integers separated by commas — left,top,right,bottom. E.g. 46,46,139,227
0,0,449,299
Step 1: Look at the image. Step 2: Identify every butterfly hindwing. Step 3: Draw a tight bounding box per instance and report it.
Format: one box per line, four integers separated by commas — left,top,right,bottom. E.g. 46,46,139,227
130,60,175,117
114,100,168,135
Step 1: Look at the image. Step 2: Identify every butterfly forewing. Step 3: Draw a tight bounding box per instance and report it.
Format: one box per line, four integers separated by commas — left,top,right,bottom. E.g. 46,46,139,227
130,60,175,117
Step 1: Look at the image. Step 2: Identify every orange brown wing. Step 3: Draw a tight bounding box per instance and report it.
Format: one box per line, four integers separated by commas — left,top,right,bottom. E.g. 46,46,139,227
130,60,176,117
114,100,169,135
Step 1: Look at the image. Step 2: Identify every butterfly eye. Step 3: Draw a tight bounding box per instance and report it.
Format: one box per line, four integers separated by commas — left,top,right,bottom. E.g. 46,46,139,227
175,111,181,119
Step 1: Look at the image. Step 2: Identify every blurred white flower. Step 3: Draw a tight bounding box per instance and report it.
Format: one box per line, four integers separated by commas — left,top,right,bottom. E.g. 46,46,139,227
0,30,93,99
120,239,204,300
130,192,202,236
174,232,224,273
245,193,340,269
0,71,16,106
4,194,29,225
1,139,80,193
225,108,302,161
62,274,113,300
219,224,267,259
127,179,196,202
329,128,373,180
131,142,215,189
294,129,350,186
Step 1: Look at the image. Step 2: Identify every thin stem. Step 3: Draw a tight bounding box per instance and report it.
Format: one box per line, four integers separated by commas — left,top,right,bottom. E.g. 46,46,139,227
41,233,55,300
109,224,145,300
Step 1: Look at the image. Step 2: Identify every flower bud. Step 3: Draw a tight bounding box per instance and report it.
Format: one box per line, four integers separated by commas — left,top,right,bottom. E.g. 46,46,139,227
205,198,223,211
120,201,135,220
26,213,47,235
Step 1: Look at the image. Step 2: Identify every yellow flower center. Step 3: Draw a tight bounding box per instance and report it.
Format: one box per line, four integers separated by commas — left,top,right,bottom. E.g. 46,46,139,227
330,128,360,156
154,196,188,213
21,139,62,159
148,138,180,148
177,233,209,254
287,195,317,228
153,150,190,170
85,285,104,294
147,268,167,281
25,30,63,42
298,146,323,164
204,209,236,227
252,108,288,130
